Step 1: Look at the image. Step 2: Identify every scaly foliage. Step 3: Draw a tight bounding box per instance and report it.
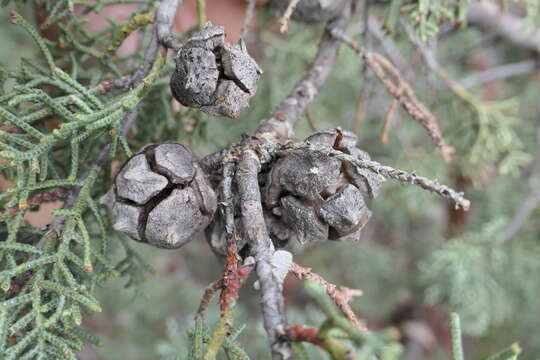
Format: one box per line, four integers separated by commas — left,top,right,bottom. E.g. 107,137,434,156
0,10,164,358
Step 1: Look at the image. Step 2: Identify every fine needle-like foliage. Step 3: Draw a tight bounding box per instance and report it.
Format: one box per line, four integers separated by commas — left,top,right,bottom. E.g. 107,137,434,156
0,9,169,358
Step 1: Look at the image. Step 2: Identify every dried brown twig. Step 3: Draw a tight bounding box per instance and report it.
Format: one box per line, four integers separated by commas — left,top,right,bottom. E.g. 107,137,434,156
197,279,224,317
380,87,402,144
279,324,320,343
290,263,366,332
331,28,454,163
196,259,253,355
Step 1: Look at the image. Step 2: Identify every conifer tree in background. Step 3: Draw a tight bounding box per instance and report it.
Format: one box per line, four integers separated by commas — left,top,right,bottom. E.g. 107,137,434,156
0,0,539,359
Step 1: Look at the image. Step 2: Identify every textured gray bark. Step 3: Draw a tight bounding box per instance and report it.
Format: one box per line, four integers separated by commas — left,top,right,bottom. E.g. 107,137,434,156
221,161,237,244
156,0,181,48
205,160,248,256
236,150,291,360
256,2,352,138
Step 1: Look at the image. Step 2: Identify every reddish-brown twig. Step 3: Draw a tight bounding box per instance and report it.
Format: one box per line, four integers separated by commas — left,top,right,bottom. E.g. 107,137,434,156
197,279,223,317
278,325,320,344
220,262,253,312
278,323,355,359
331,28,454,163
218,160,242,314
290,263,366,332
380,86,403,144
196,262,254,318
218,242,240,312
380,99,397,144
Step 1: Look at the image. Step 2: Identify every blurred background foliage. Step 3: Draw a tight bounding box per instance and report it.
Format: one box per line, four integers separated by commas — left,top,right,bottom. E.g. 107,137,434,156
1,0,540,359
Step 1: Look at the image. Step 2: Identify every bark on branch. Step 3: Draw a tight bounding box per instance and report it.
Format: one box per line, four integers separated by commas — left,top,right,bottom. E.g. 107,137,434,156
236,149,291,360
256,0,352,139
467,2,540,52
